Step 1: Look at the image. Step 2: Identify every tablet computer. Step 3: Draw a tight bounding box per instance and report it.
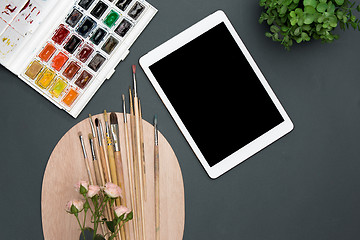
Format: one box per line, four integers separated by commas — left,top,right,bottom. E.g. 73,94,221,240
139,10,294,179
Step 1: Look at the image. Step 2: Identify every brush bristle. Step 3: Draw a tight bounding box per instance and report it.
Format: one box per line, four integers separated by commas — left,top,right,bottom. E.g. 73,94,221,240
95,118,99,126
110,112,118,124
132,64,136,73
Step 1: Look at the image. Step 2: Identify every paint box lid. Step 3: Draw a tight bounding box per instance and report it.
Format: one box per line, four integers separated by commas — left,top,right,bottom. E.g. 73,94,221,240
0,0,157,118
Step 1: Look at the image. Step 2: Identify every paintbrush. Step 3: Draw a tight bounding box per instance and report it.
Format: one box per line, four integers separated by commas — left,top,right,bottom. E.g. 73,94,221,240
129,87,143,240
154,115,160,240
79,132,94,185
104,110,120,204
122,94,138,240
104,111,125,240
110,112,127,198
139,99,147,201
95,118,112,183
110,112,129,239
132,65,146,240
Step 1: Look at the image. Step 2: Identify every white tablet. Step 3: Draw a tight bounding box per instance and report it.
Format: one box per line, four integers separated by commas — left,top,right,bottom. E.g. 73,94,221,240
139,10,294,179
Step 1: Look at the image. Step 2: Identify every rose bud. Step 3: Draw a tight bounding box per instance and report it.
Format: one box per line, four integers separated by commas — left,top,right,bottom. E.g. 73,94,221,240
104,182,122,198
87,185,101,198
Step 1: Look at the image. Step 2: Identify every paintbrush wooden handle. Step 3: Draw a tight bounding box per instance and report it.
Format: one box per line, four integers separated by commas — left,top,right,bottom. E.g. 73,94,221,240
114,151,126,203
154,144,160,240
100,141,111,183
107,144,120,202
133,96,146,240
123,117,138,240
93,159,102,186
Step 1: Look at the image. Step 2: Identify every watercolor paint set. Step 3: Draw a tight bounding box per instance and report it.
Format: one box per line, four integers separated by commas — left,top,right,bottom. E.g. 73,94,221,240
0,0,157,117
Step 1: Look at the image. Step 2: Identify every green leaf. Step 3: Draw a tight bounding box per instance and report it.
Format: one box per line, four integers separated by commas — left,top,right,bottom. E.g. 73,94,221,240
304,6,316,14
270,25,280,33
106,220,116,233
304,0,317,8
327,2,335,13
301,32,310,41
304,13,315,24
335,0,344,5
280,5,287,15
316,2,328,12
265,32,273,38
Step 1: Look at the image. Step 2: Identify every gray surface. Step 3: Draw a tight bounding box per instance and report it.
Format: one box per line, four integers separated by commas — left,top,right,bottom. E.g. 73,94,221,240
1,0,360,239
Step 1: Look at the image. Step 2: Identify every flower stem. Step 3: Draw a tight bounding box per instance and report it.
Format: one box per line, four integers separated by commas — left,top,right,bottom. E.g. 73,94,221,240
75,214,85,240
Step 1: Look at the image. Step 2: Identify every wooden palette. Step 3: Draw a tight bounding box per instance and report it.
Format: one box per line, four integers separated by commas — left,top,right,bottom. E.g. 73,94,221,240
41,113,185,239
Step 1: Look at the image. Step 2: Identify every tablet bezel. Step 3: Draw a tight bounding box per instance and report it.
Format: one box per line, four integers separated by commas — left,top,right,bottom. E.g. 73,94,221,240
139,10,294,179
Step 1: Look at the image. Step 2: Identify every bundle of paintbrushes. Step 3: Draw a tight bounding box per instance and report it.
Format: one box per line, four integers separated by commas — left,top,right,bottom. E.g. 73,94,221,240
76,64,160,240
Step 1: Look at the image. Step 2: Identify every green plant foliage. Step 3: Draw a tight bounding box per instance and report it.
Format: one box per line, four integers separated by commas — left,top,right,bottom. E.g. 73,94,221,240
259,0,360,50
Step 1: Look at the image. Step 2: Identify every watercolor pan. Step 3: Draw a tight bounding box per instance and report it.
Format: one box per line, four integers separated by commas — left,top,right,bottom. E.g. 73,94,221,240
49,77,68,98
64,35,82,54
115,19,132,37
51,52,69,71
0,0,157,117
36,68,56,89
90,28,107,45
39,43,56,62
25,60,44,80
128,2,145,20
66,9,84,28
88,53,106,72
104,10,120,28
79,0,96,10
62,88,79,107
76,17,97,37
63,61,81,80
102,36,119,54
91,1,108,19
52,25,70,45
116,0,133,11
77,45,94,62
75,70,93,89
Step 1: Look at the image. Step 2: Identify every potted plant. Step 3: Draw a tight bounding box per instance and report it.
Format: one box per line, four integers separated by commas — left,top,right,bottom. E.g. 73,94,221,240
259,0,360,50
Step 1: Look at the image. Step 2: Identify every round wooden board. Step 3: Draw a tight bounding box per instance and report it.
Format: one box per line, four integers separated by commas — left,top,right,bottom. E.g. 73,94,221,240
41,113,185,240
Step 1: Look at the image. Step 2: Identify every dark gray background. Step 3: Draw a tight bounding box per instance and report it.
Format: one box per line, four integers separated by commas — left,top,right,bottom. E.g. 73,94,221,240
1,0,360,239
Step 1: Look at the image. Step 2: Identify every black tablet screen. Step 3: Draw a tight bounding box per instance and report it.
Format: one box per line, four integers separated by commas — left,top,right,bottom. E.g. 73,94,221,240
149,22,284,167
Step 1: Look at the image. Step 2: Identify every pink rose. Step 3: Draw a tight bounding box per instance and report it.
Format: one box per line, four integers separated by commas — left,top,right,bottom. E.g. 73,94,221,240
104,182,122,198
114,206,131,218
87,185,100,198
65,200,84,213
74,181,89,194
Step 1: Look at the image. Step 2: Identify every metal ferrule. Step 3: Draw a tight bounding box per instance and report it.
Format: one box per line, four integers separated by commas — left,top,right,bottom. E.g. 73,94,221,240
79,135,87,158
111,124,120,152
98,121,105,141
89,138,96,161
96,125,103,147
154,117,159,146
89,118,96,138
